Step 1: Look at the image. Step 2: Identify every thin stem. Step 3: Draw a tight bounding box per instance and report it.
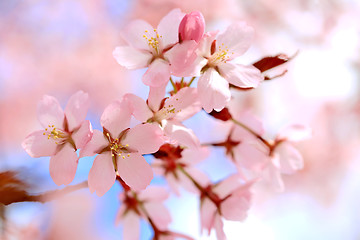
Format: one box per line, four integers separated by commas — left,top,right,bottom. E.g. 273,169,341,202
169,77,177,94
188,77,196,87
180,77,184,88
231,118,273,149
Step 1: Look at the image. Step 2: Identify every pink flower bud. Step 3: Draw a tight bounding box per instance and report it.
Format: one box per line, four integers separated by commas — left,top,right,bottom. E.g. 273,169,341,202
179,11,205,43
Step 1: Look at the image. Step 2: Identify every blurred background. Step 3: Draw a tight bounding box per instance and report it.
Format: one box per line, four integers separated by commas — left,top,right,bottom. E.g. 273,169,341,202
0,0,360,239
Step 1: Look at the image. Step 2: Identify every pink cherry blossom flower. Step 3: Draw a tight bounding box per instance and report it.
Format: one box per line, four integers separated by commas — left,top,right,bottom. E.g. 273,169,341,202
152,143,210,195
22,91,92,186
192,23,263,112
116,186,172,240
261,124,312,191
113,9,198,87
80,100,164,196
124,86,201,149
199,174,254,240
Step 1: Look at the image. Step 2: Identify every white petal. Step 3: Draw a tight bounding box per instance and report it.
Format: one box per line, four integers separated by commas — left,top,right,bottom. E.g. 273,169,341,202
113,46,152,69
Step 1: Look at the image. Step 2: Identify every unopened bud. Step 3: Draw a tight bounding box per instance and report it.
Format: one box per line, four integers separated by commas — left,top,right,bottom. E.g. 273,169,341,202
178,11,205,43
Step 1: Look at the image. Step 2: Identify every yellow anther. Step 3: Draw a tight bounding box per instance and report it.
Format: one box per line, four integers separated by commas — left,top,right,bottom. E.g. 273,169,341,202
45,128,48,131
145,30,148,33
127,154,130,157
43,133,46,135
122,156,125,159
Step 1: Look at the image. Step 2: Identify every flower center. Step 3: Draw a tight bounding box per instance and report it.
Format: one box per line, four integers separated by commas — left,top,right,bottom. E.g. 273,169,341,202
208,43,234,65
106,133,131,159
43,125,67,144
153,98,181,122
143,29,162,56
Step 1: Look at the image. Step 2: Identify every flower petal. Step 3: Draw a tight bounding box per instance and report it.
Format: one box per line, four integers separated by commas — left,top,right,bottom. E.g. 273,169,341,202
123,123,164,154
218,62,263,88
262,160,284,192
144,202,172,231
113,46,152,69
49,143,78,185
37,95,64,129
200,198,217,234
216,22,254,58
142,59,171,87
138,186,169,202
88,152,116,196
197,68,230,113
117,152,153,191
72,120,93,150
214,215,226,240
100,100,132,138
214,174,243,199
122,211,140,240
277,124,312,142
233,142,269,171
122,19,156,50
64,91,90,132
157,8,185,48
148,83,167,112
275,142,304,174
79,129,108,158
165,40,198,76
221,194,250,221
163,121,200,149
123,93,153,122
22,130,58,158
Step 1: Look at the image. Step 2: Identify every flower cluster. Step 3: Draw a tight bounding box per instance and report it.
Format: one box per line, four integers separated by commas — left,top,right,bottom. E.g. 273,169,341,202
22,9,310,240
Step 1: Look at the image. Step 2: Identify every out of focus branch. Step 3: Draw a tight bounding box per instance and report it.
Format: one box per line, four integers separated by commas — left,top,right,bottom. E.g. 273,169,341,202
0,172,88,206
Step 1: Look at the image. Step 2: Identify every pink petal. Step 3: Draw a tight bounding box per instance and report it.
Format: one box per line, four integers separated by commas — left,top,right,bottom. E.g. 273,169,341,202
37,95,64,129
213,174,243,199
277,124,312,142
157,8,185,48
22,130,58,158
117,152,153,191
115,204,126,225
138,186,169,202
178,167,210,194
180,146,209,165
121,19,156,50
49,143,78,186
198,31,218,58
221,195,250,221
100,100,131,138
200,198,217,234
164,87,199,117
148,83,167,112
142,59,171,87
123,123,164,154
275,142,304,174
216,22,254,58
233,142,269,171
218,62,263,88
113,46,152,69
164,40,198,77
122,211,140,240
143,202,171,231
88,152,116,196
163,121,200,149
262,161,284,192
64,91,90,132
71,120,93,150
79,129,108,158
234,111,265,137
166,174,181,196
123,93,153,122
214,215,226,240
197,68,231,113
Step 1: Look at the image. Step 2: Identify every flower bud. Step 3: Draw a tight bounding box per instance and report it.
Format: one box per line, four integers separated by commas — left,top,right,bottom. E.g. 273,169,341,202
178,11,205,43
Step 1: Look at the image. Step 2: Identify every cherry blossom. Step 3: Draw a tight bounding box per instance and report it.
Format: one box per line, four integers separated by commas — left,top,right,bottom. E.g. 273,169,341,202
199,174,254,240
22,91,92,186
124,86,201,149
116,186,172,240
191,23,264,112
152,143,210,195
80,100,164,196
113,9,198,87
179,11,205,43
